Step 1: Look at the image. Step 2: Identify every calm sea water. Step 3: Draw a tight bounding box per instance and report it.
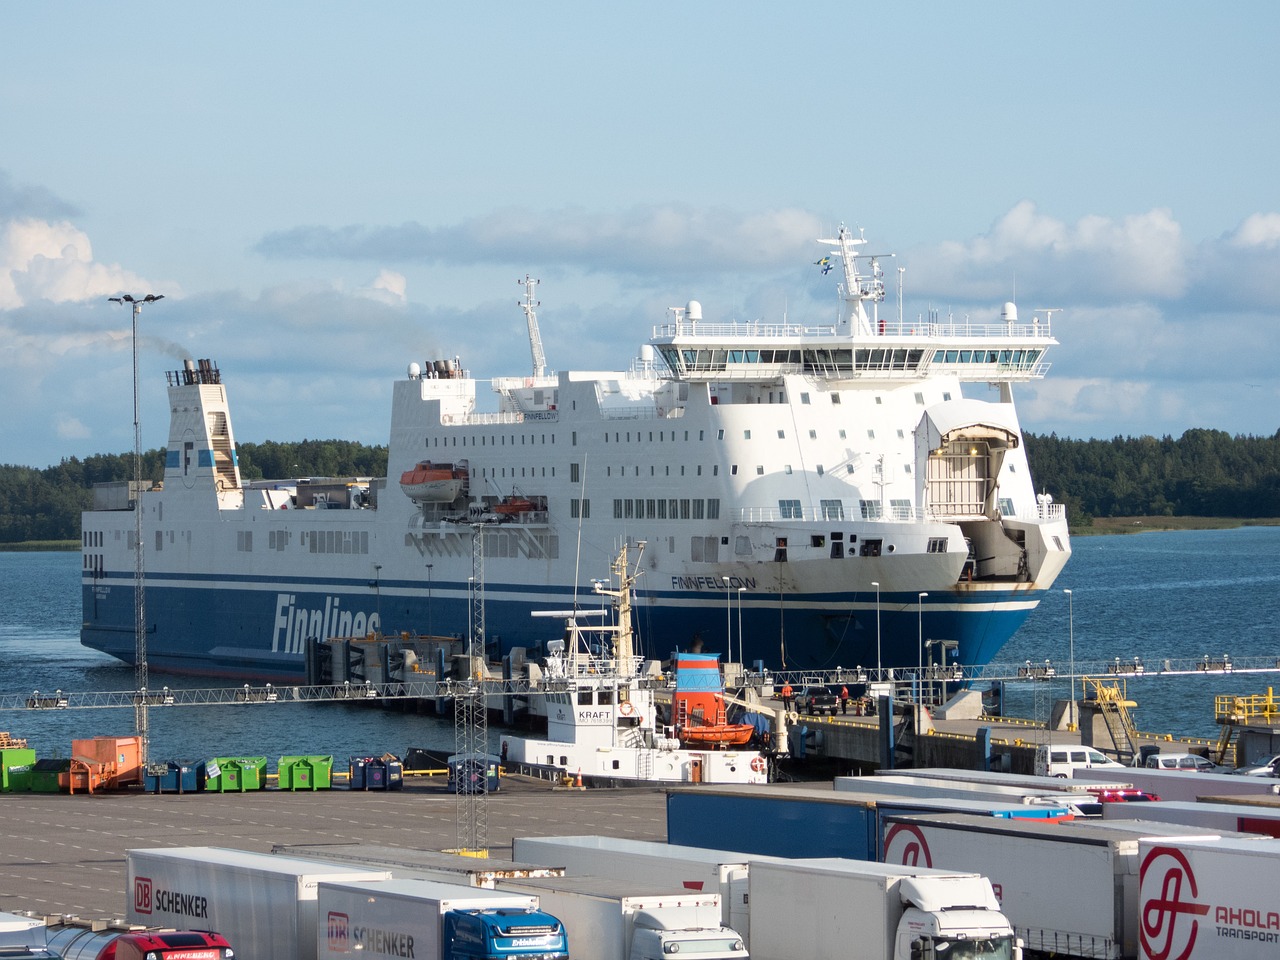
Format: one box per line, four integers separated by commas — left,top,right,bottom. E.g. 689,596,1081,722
2,527,1278,758
0,552,463,763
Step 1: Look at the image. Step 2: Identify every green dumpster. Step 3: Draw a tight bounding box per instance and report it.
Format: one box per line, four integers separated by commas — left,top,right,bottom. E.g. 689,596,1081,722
1,748,36,792
278,755,333,791
206,756,266,792
30,758,69,793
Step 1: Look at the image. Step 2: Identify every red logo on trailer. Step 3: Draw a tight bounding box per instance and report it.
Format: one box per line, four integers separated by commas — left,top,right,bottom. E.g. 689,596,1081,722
1139,846,1210,960
327,911,351,952
135,876,153,914
882,823,933,868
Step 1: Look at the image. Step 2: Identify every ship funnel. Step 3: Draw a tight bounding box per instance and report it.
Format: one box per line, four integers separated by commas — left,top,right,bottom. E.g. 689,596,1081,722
686,300,703,322
1000,301,1018,323
184,358,196,375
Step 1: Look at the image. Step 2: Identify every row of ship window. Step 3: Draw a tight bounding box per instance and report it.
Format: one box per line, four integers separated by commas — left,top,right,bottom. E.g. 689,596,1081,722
658,346,1041,372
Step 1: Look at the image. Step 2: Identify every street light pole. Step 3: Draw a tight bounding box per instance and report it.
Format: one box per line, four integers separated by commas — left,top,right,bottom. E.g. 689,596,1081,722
871,581,881,680
723,576,732,663
108,292,164,767
426,563,434,635
917,592,928,722
1064,588,1075,725
737,587,746,668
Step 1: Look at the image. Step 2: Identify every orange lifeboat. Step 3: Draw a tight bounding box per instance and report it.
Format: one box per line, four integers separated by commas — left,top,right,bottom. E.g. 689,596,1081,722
399,461,466,502
672,653,756,748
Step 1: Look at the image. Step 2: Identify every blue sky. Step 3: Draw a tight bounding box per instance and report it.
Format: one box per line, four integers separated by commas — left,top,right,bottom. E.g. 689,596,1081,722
3,4,1279,468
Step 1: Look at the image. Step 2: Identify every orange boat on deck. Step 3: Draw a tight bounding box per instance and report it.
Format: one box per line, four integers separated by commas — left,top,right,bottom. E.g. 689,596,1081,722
492,496,536,516
399,461,466,502
672,653,756,748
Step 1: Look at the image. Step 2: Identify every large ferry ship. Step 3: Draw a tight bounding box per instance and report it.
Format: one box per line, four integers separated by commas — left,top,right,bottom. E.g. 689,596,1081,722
81,224,1070,680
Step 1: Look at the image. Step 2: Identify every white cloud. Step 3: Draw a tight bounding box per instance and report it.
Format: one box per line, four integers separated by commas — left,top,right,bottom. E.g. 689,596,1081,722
907,202,1186,304
1230,213,1280,248
0,218,162,308
255,205,826,277
361,269,407,305
54,415,91,440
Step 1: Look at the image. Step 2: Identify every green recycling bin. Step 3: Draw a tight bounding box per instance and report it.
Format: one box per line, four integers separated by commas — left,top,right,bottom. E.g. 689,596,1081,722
1,748,36,792
30,758,69,793
207,756,266,792
278,755,333,791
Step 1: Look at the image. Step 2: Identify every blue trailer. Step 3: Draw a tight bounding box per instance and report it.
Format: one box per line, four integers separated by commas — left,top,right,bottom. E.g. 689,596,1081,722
666,785,1069,860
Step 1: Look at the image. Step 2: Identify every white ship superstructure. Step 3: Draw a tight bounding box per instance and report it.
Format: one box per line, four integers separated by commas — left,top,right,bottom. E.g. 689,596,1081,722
82,222,1070,680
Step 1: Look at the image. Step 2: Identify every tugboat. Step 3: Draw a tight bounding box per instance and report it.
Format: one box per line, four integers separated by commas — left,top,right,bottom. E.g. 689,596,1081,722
505,545,769,785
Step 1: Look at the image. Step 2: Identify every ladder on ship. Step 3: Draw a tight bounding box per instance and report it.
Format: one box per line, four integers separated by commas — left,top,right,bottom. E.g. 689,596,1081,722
1082,677,1140,762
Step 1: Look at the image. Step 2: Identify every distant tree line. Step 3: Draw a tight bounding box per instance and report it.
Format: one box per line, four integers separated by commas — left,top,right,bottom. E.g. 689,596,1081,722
1025,428,1280,525
0,440,388,544
2,429,1278,544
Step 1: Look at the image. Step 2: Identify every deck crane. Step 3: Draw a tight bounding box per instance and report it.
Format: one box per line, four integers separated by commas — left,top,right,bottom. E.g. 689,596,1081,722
519,275,547,379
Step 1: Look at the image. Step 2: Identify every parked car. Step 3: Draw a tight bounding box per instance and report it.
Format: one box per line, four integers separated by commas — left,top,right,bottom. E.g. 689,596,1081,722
796,684,840,715
1233,755,1280,776
1093,788,1162,802
1033,744,1126,778
1138,752,1218,771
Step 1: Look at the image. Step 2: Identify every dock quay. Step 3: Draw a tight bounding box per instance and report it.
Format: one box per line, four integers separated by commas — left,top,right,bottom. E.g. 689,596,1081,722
0,778,670,919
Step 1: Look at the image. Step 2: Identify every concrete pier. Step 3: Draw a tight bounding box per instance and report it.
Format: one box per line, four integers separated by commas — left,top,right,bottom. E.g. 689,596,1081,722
0,778,667,920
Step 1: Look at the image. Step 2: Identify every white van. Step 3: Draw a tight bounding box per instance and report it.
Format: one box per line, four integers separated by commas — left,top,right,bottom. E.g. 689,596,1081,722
1034,744,1126,778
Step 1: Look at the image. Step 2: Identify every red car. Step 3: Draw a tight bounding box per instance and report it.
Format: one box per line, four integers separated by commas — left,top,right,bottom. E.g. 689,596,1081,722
44,928,234,960
1093,787,1161,803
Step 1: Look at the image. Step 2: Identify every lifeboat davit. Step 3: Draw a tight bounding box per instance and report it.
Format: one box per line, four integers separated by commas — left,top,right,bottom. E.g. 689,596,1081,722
399,461,466,502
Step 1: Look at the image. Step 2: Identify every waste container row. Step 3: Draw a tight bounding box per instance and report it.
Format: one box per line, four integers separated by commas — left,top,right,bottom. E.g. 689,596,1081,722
2,750,405,793
147,756,404,793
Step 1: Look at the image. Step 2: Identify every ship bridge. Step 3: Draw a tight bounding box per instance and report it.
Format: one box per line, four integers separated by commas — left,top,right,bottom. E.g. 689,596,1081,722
650,312,1055,384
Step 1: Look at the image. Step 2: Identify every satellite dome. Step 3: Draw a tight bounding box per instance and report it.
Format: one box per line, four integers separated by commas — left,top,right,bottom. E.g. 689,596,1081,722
408,362,421,379
1000,302,1018,323
686,300,703,322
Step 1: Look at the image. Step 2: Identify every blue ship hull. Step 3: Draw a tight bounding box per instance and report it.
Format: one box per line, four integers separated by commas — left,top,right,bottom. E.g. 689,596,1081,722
83,572,1039,681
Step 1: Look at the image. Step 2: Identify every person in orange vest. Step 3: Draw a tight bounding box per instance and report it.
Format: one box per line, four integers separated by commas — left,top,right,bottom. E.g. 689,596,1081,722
840,684,850,714
780,682,793,710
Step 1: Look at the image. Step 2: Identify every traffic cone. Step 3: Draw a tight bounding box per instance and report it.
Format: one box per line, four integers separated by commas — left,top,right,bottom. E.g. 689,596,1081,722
575,769,583,789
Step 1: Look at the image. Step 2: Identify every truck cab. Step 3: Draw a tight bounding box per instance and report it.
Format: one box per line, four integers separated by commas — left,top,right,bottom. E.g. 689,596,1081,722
896,877,1021,960
444,908,567,960
628,909,746,960
899,907,1021,959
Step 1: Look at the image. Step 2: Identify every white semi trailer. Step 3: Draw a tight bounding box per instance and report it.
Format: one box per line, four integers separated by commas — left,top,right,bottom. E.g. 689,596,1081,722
126,847,392,960
493,875,746,960
272,843,565,887
512,834,776,940
747,858,1020,960
1137,835,1280,960
316,877,568,960
880,812,1261,959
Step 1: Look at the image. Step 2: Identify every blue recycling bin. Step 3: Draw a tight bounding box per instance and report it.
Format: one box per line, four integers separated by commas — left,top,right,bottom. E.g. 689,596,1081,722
145,761,201,794
349,756,403,790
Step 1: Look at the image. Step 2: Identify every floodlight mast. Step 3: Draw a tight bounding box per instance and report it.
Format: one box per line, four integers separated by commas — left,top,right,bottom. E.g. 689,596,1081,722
107,292,164,766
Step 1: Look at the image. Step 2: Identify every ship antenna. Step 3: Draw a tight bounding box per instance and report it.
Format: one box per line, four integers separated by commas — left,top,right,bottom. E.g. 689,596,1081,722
518,275,547,378
897,267,905,328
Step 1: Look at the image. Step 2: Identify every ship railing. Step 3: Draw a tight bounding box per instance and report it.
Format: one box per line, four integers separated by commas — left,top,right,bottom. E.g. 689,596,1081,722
653,318,1054,341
